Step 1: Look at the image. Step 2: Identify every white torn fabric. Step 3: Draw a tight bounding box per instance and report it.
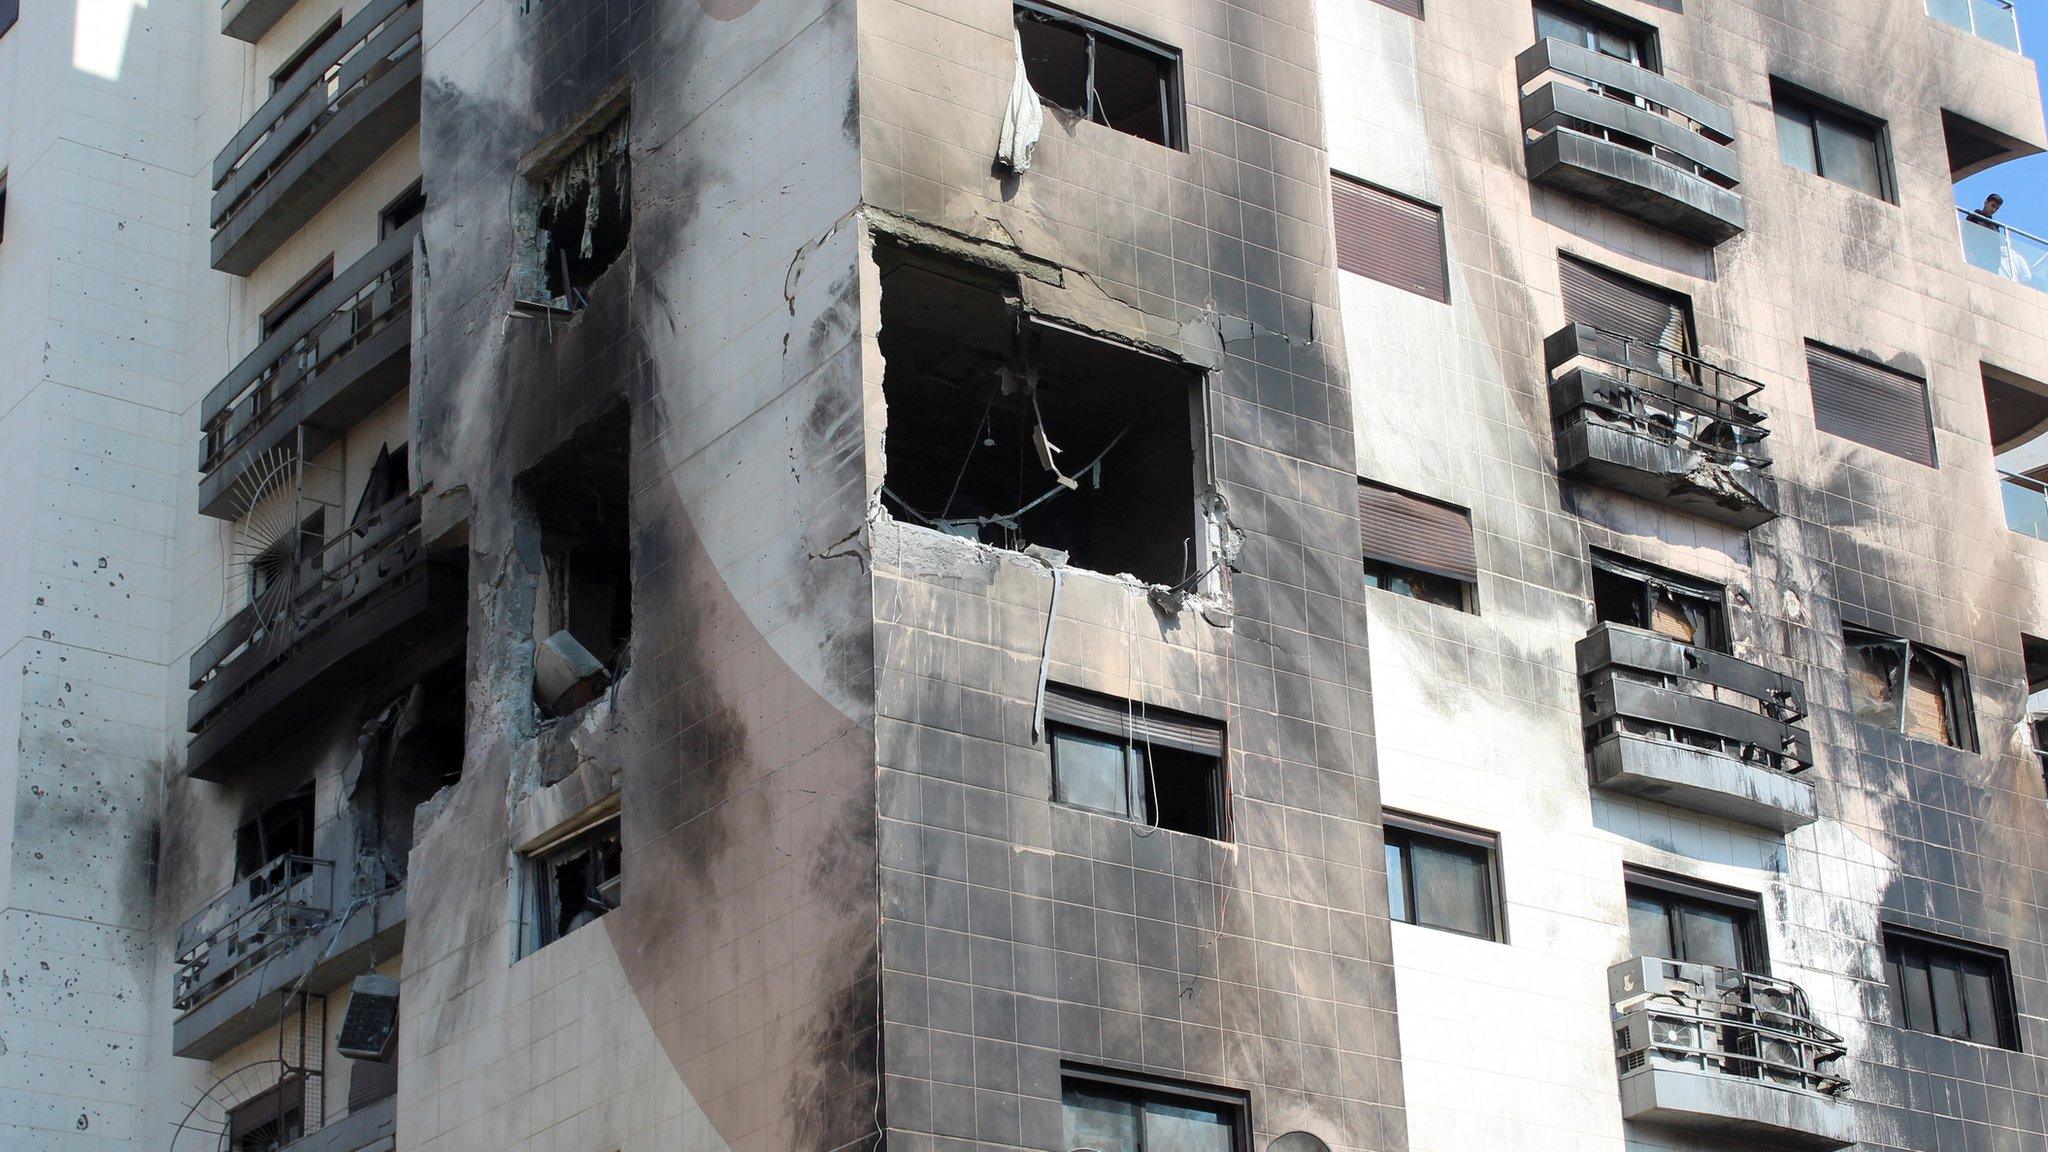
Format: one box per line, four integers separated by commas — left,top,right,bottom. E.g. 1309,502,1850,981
997,30,1043,173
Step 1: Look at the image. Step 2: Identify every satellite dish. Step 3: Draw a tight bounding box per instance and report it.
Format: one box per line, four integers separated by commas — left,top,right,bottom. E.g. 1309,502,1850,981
1270,1134,1332,1152
166,1058,291,1151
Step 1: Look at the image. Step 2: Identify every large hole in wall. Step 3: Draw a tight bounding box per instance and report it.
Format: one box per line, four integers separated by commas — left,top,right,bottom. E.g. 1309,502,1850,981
877,249,1206,587
517,109,631,311
519,406,633,716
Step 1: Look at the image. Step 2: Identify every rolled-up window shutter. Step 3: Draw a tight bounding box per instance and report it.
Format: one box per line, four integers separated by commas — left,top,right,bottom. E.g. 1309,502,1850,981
1368,0,1424,16
1333,174,1449,303
1559,257,1693,357
1042,683,1224,757
1359,480,1477,584
348,1055,399,1110
1807,343,1937,466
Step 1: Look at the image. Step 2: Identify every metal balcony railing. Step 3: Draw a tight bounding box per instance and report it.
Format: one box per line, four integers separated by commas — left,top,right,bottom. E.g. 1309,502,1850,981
1999,470,2048,540
202,221,417,483
1546,323,1774,471
1580,622,1813,773
1928,0,2022,51
1960,209,2048,291
1612,957,1850,1101
174,855,333,1012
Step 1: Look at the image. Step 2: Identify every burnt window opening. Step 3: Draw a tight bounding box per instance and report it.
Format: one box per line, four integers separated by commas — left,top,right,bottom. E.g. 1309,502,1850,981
1590,550,1726,651
380,179,426,239
1845,625,1976,750
261,259,335,340
1015,1,1183,149
1044,684,1225,840
1062,1065,1250,1152
1626,868,1766,973
1358,480,1478,613
351,442,409,527
520,408,632,716
228,1076,306,1152
235,785,316,890
519,112,631,311
1883,926,2020,1049
1384,812,1503,941
353,658,468,890
877,252,1207,588
523,811,622,955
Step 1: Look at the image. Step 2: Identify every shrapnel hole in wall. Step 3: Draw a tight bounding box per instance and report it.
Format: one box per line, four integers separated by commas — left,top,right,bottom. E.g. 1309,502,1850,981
877,249,1204,587
518,406,632,716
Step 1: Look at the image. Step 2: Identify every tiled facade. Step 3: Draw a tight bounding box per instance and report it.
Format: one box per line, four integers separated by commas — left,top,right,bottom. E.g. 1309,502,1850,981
0,1,2042,1152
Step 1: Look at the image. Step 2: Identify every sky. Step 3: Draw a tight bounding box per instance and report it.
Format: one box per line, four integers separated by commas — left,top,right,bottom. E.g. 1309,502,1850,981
1953,0,2048,238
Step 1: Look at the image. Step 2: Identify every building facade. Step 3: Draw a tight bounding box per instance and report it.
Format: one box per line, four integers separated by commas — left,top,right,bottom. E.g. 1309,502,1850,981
0,1,2044,1151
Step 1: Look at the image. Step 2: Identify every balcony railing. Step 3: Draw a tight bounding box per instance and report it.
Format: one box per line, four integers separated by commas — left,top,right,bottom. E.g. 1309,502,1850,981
1610,957,1855,1149
210,0,422,274
200,221,417,518
174,854,333,1012
1960,208,2048,291
1998,470,2048,539
1579,623,1817,830
1928,0,2022,51
1516,38,1744,243
186,493,460,780
1545,323,1778,528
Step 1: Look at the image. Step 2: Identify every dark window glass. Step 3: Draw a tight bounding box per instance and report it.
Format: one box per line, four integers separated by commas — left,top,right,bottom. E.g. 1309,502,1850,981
1773,82,1891,199
0,0,16,39
1015,2,1182,149
1590,550,1726,651
1883,928,2019,1049
1533,0,1654,68
260,259,335,340
1384,815,1501,941
381,180,426,238
1358,480,1477,612
1363,562,1469,611
1625,872,1765,972
1049,721,1224,841
0,176,8,244
526,815,622,954
1844,626,1975,750
1061,1068,1246,1152
233,786,315,884
1332,175,1451,303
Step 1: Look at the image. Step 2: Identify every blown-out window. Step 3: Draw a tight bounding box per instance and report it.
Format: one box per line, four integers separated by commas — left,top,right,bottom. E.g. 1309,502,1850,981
521,809,622,957
1384,813,1503,941
1015,2,1183,149
1884,926,2019,1049
1590,550,1726,651
1844,625,1975,750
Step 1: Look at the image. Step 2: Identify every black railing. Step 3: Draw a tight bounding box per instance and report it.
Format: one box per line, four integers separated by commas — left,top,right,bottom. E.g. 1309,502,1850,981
211,0,421,230
1546,322,1773,473
174,854,333,1011
1579,622,1812,776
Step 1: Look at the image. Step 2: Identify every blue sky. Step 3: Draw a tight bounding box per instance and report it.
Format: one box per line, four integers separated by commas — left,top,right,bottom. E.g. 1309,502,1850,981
1953,0,2048,237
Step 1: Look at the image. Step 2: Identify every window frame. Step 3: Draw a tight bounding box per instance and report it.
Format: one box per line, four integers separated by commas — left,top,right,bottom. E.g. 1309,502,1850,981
380,179,426,239
1383,811,1506,942
1060,1063,1252,1152
1357,479,1479,613
260,258,336,340
270,14,343,95
1771,79,1896,202
1014,0,1186,151
1882,924,2021,1050
1624,867,1768,974
1589,549,1728,652
1843,624,1977,751
519,807,623,957
1532,0,1660,71
1045,692,1228,842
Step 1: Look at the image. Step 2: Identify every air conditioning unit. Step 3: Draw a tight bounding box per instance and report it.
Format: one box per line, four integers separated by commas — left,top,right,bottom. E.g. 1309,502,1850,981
336,975,399,1061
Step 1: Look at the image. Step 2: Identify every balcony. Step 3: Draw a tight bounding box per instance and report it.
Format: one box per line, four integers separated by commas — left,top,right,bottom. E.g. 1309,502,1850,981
1516,39,1743,244
222,0,304,44
186,495,464,782
200,221,417,520
1578,623,1816,832
1609,957,1855,1149
211,0,421,275
1546,323,1778,529
171,855,407,1059
1999,470,2048,539
1960,208,2048,291
1928,0,2022,51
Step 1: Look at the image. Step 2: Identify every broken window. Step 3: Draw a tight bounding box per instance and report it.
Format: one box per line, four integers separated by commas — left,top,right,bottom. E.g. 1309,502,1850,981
1845,625,1975,750
1884,926,2019,1049
1590,550,1726,651
1774,80,1893,201
1015,1,1182,149
249,509,326,609
1626,869,1765,973
518,111,630,311
521,408,632,716
1383,812,1502,941
2025,635,2048,790
380,179,425,238
1043,683,1225,839
1358,480,1478,612
235,785,316,893
1063,1066,1247,1152
351,443,409,527
877,250,1208,587
523,811,622,955
227,1076,306,1152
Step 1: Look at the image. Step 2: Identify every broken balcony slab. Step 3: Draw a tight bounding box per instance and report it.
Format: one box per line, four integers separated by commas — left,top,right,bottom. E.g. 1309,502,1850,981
1579,623,1817,833
1547,323,1779,531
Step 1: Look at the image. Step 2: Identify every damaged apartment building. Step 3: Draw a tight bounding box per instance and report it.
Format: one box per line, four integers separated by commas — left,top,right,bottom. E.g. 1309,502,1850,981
2,1,2048,1152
